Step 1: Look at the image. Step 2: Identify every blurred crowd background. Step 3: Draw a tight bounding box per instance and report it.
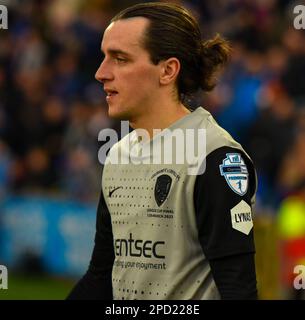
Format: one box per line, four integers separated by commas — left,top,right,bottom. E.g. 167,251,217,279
1,0,305,299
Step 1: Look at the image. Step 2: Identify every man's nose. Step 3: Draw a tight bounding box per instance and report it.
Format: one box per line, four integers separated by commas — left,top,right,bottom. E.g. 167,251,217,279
95,60,114,83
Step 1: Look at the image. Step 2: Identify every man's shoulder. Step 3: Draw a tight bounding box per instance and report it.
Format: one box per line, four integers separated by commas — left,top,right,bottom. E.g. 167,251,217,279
193,107,244,156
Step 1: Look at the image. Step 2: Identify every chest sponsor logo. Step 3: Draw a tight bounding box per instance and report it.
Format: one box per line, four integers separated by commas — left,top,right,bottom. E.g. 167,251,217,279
114,233,165,259
219,153,249,196
231,200,253,235
113,234,167,272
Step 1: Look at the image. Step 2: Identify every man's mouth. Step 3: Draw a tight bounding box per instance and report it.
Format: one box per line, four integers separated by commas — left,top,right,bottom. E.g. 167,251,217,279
105,89,119,97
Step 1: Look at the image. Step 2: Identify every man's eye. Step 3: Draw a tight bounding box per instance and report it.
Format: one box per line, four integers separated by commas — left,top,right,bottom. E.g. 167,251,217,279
116,57,126,63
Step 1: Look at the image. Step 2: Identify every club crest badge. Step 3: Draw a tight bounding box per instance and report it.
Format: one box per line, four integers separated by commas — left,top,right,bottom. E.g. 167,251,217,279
219,153,248,196
154,174,172,207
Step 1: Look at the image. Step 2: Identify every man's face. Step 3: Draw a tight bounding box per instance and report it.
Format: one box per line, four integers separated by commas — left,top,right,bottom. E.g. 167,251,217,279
95,17,161,121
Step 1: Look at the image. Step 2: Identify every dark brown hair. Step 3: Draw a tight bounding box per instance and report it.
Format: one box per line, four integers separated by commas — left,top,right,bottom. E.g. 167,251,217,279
112,2,231,100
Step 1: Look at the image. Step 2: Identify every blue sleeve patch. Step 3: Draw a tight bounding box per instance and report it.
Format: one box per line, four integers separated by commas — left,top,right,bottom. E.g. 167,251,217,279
219,153,249,196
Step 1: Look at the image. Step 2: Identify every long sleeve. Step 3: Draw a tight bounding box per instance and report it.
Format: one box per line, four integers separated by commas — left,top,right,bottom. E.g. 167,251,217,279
67,186,114,300
194,146,258,299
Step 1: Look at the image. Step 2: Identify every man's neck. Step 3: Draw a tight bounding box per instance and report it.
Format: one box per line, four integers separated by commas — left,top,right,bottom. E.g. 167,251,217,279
130,102,191,140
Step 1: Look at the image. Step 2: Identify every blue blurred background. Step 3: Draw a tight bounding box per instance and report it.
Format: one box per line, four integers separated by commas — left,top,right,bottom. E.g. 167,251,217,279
1,0,305,299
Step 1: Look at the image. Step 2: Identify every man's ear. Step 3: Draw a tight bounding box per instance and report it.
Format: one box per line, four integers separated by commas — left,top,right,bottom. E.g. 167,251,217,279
159,57,180,85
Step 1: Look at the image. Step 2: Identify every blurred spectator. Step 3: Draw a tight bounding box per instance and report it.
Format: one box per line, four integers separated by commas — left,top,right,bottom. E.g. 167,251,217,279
25,147,54,188
247,81,296,208
281,28,305,107
277,125,305,199
0,141,12,198
214,47,265,142
61,101,113,201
